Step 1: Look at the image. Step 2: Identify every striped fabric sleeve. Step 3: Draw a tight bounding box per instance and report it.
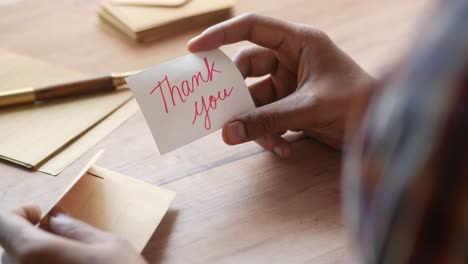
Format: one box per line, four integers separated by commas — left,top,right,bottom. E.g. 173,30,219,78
343,0,468,263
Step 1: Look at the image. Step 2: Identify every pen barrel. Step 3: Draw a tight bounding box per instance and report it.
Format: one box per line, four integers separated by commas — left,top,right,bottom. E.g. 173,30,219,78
35,75,116,101
0,88,35,107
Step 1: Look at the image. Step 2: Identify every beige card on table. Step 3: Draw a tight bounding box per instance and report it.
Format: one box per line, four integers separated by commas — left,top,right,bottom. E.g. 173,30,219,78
0,51,139,175
43,152,176,251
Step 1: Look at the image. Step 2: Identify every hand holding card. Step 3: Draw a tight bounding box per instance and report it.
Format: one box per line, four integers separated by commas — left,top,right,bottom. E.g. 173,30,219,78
126,49,255,154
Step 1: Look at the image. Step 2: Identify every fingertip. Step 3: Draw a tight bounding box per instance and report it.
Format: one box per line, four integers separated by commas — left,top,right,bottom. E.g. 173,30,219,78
187,34,214,53
187,29,224,52
221,128,230,145
273,139,292,159
48,206,67,218
254,134,292,158
186,36,201,52
48,213,74,233
48,213,86,239
223,121,247,145
273,145,292,159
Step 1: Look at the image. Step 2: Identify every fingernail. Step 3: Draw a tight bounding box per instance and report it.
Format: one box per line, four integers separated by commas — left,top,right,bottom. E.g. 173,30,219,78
225,121,246,144
273,146,282,157
50,213,73,226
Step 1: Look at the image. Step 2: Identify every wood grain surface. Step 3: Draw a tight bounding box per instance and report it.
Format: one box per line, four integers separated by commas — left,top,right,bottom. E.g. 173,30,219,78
0,0,431,263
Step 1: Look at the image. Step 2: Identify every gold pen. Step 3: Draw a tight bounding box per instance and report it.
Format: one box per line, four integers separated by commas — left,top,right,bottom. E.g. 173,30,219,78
0,70,141,108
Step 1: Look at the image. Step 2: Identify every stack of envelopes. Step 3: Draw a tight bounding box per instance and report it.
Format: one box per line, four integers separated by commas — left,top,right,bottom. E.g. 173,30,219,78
98,0,236,42
0,51,139,175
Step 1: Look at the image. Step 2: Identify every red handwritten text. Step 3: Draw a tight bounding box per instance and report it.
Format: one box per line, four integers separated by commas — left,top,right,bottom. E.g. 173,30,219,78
149,57,222,113
149,56,236,131
192,86,234,130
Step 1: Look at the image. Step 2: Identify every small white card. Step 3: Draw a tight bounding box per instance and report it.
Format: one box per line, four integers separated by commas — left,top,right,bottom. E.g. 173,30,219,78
126,49,255,154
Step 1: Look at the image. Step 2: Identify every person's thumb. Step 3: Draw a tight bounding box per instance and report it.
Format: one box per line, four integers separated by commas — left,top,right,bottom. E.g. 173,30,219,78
223,94,307,145
48,213,111,244
0,209,45,256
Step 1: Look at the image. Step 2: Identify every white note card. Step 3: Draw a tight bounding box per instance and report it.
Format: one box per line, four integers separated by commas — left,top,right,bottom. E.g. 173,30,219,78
126,49,255,154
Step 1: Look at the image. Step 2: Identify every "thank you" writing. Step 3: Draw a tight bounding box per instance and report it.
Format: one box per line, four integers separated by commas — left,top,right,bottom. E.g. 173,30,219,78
149,57,234,130
126,49,255,154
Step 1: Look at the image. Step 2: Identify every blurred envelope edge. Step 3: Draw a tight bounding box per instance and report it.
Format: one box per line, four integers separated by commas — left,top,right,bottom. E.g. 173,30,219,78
110,0,190,7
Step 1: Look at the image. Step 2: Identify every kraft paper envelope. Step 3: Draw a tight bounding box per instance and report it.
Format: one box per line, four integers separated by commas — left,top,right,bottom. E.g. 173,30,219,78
43,152,176,251
0,51,138,175
98,0,235,42
126,49,255,154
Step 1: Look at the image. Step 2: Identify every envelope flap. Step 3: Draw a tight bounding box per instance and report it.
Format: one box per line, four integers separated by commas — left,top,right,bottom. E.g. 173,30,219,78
41,150,104,218
46,165,176,251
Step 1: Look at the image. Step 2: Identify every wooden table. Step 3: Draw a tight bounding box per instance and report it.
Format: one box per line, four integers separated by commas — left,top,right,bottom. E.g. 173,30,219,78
0,0,430,263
